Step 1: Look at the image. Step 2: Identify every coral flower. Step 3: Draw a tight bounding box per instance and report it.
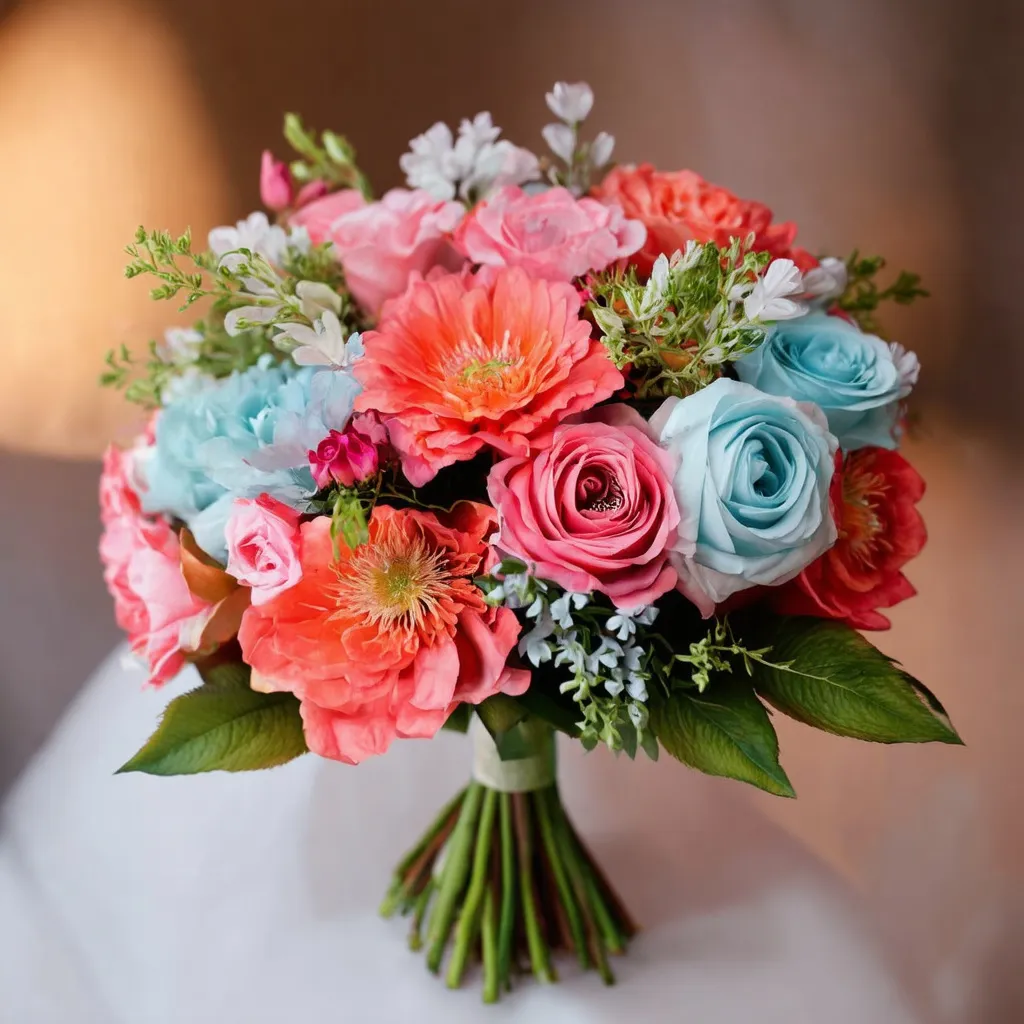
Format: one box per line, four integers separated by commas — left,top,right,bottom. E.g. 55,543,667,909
238,502,529,764
354,267,624,486
772,447,927,629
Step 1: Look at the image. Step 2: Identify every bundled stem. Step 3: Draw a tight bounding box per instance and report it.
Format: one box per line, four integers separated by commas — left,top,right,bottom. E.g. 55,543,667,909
380,772,636,1002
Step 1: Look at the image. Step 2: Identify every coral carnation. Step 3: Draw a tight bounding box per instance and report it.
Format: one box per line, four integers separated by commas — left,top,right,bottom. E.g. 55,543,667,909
592,164,816,276
354,267,624,485
772,447,926,629
238,502,529,764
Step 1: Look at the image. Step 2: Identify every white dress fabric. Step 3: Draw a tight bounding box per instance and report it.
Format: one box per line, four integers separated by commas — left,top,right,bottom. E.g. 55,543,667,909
0,648,923,1023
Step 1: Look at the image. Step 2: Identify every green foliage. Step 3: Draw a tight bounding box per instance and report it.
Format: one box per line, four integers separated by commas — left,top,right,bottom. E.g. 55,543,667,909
442,704,473,733
587,240,774,400
476,694,533,759
650,675,795,797
283,113,373,200
124,226,220,309
837,251,928,335
329,487,370,557
117,661,308,775
745,616,962,745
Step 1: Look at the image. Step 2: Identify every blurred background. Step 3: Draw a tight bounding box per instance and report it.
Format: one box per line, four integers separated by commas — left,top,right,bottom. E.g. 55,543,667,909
0,0,1021,1019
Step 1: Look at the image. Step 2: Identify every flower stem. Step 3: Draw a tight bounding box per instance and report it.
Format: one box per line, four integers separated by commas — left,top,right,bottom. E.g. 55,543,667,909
496,792,517,991
426,781,483,974
513,792,556,984
446,788,497,988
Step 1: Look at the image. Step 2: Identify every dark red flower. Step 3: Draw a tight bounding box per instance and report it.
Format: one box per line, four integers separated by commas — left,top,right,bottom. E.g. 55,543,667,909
772,447,926,630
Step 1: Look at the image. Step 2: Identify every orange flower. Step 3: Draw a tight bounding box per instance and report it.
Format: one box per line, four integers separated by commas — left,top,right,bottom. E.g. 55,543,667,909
592,164,817,276
238,501,528,764
353,267,624,485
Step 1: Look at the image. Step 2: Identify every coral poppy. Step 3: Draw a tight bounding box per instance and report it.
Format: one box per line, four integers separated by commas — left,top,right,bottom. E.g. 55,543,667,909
238,501,529,763
353,267,624,485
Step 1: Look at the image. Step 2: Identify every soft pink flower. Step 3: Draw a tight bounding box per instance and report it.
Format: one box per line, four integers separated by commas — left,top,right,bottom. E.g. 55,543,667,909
488,406,680,608
260,150,293,212
454,186,645,281
308,412,389,489
99,445,214,686
291,187,465,316
224,494,303,605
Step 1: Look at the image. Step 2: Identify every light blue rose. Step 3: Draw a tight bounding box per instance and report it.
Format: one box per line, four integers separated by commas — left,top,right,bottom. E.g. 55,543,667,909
653,378,838,615
735,311,918,450
141,355,360,560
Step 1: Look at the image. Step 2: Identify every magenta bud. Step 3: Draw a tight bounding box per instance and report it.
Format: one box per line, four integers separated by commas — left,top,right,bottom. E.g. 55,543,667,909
260,150,294,212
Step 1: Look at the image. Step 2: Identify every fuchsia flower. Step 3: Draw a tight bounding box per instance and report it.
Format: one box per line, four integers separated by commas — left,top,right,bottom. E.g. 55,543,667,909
99,445,215,686
291,187,464,316
224,495,303,605
260,151,293,212
308,412,389,489
488,406,680,609
453,185,645,282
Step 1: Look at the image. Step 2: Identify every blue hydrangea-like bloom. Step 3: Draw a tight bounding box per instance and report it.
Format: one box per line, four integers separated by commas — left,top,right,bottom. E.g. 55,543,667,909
735,312,918,450
141,355,360,559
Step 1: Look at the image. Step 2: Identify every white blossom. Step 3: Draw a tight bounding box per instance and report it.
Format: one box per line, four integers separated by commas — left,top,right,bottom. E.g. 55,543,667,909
208,212,289,266
590,131,615,168
803,256,848,302
545,81,594,124
519,612,556,667
542,122,576,163
743,258,807,322
223,299,283,337
400,112,539,202
549,591,589,630
890,341,920,395
295,280,342,320
156,327,202,365
280,313,363,369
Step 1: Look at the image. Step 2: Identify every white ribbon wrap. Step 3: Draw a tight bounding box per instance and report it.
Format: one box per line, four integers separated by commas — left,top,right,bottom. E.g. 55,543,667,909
469,716,556,793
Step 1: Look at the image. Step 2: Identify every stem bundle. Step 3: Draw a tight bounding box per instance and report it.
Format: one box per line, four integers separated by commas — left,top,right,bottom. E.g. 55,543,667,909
380,781,636,1002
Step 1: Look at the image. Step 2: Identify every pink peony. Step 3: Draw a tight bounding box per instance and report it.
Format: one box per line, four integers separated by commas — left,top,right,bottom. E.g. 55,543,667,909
291,187,465,316
453,185,645,282
224,494,303,606
99,445,214,686
488,406,680,608
308,412,389,489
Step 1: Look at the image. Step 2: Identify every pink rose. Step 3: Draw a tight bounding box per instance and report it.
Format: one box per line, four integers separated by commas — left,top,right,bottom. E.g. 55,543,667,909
308,412,389,490
99,446,213,686
224,494,303,605
291,187,464,316
453,185,646,282
487,406,680,608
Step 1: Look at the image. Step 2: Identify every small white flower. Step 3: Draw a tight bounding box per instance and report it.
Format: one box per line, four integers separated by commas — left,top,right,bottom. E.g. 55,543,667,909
803,256,848,302
606,611,636,642
549,595,574,629
542,122,576,163
634,606,659,626
592,305,624,337
295,280,342,319
545,81,594,124
890,341,920,395
627,702,646,728
589,131,615,168
604,678,625,697
224,301,284,337
744,259,807,322
626,676,648,702
208,211,288,266
157,327,202,365
519,613,556,666
676,240,704,270
525,595,546,620
277,312,357,368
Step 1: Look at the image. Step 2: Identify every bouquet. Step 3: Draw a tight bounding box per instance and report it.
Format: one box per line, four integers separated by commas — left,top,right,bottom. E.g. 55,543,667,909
100,81,960,1002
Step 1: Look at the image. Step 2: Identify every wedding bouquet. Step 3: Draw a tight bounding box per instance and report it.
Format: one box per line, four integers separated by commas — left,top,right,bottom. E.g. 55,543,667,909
100,81,960,1001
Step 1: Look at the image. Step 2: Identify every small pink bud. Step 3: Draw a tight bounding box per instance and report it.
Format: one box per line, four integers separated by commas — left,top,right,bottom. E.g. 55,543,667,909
260,150,294,212
294,179,330,209
308,417,389,490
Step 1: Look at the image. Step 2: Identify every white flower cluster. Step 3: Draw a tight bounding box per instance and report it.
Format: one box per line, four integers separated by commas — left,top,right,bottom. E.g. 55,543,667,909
541,81,614,195
400,112,539,202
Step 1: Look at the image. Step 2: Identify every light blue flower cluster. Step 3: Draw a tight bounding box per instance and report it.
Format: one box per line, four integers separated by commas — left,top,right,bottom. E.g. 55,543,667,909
141,355,360,560
735,311,918,450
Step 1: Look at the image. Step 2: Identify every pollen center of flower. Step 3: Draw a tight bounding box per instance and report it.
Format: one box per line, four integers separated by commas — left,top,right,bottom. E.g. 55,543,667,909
840,463,891,563
333,532,452,637
443,329,526,403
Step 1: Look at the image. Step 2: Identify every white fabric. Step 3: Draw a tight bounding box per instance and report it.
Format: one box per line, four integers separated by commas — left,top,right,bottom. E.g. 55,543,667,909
0,647,923,1023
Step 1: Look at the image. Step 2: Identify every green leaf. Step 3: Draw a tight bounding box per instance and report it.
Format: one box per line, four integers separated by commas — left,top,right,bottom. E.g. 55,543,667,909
442,703,472,733
118,663,307,776
514,688,581,738
651,677,795,797
475,694,531,760
746,617,961,745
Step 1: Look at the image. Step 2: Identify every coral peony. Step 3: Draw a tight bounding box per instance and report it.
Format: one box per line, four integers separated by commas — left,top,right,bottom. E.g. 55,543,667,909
99,445,215,686
772,447,926,629
453,185,645,282
592,164,816,275
238,502,529,764
488,406,679,609
354,267,624,486
291,187,464,316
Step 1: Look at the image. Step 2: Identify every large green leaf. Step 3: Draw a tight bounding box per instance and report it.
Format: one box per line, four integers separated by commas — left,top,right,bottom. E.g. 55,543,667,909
747,617,962,745
118,661,308,775
651,677,795,797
